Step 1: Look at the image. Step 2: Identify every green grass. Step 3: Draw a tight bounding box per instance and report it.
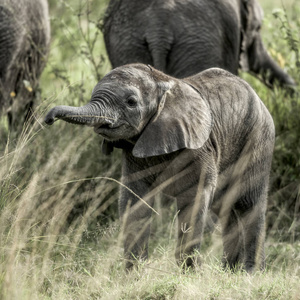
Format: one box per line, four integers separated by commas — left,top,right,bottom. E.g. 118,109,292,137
0,0,300,299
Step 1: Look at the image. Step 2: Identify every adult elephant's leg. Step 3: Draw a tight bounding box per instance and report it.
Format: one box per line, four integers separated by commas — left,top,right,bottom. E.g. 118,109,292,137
248,35,295,87
146,29,174,73
150,48,167,74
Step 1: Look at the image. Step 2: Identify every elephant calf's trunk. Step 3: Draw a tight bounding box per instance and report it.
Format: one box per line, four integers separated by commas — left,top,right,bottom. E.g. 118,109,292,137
44,105,113,126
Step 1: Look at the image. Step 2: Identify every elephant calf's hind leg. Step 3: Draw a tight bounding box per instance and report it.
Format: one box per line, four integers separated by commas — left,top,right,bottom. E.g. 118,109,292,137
221,189,267,272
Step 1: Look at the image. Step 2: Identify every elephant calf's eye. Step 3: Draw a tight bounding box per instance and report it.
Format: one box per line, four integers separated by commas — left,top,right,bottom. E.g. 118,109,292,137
126,97,138,108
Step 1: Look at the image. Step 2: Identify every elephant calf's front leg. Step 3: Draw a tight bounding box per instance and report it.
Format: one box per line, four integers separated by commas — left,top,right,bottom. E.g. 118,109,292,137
175,186,213,269
119,181,154,270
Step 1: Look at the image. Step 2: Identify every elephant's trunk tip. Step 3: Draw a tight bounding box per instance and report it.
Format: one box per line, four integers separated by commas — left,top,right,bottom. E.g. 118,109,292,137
44,108,57,125
44,116,55,125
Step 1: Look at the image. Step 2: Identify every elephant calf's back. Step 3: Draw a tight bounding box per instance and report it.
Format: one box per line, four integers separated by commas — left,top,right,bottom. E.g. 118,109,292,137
190,68,275,215
189,67,275,173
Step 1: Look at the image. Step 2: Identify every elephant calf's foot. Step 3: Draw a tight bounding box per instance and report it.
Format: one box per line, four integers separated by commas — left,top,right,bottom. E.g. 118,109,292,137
176,252,202,271
222,258,263,273
124,250,148,271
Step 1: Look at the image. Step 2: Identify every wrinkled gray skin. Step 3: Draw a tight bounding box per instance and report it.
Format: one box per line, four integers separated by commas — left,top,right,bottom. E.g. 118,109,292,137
103,0,295,88
0,0,50,131
45,64,275,272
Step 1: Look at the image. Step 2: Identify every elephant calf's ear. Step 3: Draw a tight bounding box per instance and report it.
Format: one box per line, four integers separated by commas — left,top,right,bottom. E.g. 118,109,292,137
132,81,213,158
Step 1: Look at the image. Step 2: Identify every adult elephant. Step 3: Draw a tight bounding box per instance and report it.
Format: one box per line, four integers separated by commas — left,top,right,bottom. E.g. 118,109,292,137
103,0,295,87
0,0,50,132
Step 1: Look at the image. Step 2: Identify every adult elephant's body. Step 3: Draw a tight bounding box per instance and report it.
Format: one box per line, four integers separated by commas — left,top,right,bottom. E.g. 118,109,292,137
45,64,275,272
103,0,294,86
0,0,50,131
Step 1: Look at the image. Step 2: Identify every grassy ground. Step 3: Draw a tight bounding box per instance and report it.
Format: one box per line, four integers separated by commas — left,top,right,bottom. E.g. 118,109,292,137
0,0,300,299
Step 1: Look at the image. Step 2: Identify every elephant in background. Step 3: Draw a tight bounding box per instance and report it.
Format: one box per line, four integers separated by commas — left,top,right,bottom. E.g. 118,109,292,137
45,64,275,272
0,0,50,132
103,0,295,88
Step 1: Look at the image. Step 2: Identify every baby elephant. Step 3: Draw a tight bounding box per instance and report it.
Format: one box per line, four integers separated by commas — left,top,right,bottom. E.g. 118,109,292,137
45,64,275,272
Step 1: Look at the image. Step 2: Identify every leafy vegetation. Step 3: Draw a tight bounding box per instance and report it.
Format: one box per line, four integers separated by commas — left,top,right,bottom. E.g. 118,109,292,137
0,0,299,299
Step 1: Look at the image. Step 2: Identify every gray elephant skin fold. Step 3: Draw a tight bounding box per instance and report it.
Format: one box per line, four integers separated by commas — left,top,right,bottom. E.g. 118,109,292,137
45,64,275,272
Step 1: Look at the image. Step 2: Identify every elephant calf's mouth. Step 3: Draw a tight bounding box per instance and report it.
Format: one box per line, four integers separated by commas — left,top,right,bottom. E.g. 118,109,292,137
93,120,117,129
97,123,112,129
94,123,121,133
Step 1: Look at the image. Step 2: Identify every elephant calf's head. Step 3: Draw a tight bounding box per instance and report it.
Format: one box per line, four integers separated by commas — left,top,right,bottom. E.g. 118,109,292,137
45,64,213,158
45,64,173,141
